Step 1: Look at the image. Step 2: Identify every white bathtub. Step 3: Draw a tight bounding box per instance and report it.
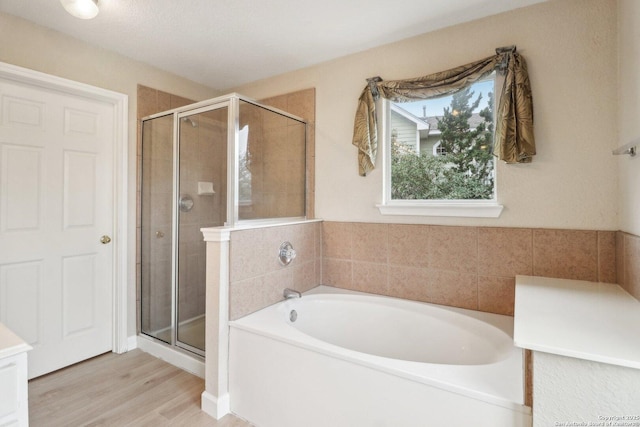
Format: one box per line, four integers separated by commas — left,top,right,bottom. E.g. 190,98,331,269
229,286,532,427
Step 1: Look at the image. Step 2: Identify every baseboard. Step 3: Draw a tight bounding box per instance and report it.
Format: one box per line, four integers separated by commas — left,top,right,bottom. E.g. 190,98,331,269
127,335,138,350
201,390,230,420
136,335,205,378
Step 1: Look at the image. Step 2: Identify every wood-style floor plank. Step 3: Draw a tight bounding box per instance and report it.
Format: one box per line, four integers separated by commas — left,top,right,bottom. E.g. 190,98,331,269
28,349,252,427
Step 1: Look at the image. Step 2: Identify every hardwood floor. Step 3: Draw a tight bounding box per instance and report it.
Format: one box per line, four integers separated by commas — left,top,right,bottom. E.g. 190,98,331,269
28,349,252,427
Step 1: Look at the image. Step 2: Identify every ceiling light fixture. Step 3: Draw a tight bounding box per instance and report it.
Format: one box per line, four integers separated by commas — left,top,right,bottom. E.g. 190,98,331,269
60,0,99,20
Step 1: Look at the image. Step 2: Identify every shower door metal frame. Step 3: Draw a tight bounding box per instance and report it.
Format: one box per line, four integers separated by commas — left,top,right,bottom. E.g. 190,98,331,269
173,101,230,357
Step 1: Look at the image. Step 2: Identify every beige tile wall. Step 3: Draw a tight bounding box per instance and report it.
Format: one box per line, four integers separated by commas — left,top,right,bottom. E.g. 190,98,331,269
228,221,322,320
322,222,619,316
616,231,640,301
237,103,306,220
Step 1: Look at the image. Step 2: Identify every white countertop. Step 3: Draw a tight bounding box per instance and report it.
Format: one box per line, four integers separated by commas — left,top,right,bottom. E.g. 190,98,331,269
0,323,31,359
514,275,640,370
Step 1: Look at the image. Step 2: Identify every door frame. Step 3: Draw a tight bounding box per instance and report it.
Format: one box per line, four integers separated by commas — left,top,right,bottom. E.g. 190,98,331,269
0,61,129,353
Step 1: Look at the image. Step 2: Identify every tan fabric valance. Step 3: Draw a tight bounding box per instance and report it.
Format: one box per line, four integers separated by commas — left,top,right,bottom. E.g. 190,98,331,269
352,47,535,176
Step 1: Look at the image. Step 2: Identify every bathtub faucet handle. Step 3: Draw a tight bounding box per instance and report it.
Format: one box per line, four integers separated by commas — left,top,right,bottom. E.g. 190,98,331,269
283,288,302,299
278,241,297,266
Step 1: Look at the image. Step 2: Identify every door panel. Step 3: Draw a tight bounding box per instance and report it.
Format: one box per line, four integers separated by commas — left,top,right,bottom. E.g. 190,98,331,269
0,78,114,378
62,254,96,337
1,145,42,232
0,261,42,346
63,151,97,228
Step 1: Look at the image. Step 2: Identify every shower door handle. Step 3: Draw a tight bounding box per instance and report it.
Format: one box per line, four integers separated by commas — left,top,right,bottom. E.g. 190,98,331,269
100,235,112,244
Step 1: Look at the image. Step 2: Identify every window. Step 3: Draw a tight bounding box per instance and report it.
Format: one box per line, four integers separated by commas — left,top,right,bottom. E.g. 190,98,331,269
433,141,447,157
238,125,252,205
379,74,503,217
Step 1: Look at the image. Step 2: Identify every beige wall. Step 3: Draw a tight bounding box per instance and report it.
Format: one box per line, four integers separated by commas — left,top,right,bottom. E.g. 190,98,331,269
0,13,220,337
618,0,640,236
229,0,619,230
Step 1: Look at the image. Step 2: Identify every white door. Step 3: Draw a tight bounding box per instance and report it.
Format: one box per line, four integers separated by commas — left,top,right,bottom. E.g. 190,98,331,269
0,77,115,379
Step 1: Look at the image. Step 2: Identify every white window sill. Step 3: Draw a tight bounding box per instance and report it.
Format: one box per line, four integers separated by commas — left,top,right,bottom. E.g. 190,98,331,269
376,201,504,218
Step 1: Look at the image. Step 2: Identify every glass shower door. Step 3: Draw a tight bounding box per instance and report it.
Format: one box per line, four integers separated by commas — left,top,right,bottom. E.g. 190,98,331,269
176,107,228,354
140,114,174,344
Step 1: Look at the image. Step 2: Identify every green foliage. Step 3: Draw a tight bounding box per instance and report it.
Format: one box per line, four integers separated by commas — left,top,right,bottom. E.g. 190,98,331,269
391,86,495,200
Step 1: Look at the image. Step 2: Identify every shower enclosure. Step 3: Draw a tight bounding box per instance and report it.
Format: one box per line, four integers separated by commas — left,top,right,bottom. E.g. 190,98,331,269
140,94,307,356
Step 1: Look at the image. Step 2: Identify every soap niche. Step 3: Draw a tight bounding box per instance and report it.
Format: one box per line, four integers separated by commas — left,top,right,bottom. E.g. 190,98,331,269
198,181,215,196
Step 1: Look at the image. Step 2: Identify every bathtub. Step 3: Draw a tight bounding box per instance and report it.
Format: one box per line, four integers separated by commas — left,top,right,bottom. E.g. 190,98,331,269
229,286,532,427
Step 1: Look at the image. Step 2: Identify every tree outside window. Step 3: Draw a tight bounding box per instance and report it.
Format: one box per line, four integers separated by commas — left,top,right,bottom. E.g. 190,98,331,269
390,77,495,200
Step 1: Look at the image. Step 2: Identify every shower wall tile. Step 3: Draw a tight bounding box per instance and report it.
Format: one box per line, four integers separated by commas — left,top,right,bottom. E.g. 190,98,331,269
151,159,173,194
259,88,316,219
170,94,193,109
243,91,309,220
137,85,159,119
287,90,315,123
533,229,598,281
157,91,171,112
259,95,287,111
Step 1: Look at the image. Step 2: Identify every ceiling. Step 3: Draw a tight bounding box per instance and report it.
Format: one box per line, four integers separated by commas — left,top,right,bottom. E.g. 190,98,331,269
0,0,547,90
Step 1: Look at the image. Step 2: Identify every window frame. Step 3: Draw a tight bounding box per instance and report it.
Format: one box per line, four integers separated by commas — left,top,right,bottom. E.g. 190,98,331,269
377,79,504,218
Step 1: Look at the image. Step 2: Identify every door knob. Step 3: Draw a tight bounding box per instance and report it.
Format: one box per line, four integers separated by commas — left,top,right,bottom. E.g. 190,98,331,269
100,235,112,244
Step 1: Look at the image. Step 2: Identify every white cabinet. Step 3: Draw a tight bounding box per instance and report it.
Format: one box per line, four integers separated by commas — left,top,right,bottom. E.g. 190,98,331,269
0,324,31,427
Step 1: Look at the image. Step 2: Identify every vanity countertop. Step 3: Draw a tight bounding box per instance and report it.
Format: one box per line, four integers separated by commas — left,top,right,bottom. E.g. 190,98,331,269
514,275,640,369
0,323,31,359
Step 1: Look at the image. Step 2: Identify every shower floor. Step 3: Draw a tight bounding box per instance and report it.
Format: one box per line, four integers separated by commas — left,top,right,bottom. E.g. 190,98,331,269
153,315,206,352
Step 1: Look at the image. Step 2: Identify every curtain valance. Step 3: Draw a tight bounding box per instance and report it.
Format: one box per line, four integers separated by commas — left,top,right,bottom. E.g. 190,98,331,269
352,47,535,176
